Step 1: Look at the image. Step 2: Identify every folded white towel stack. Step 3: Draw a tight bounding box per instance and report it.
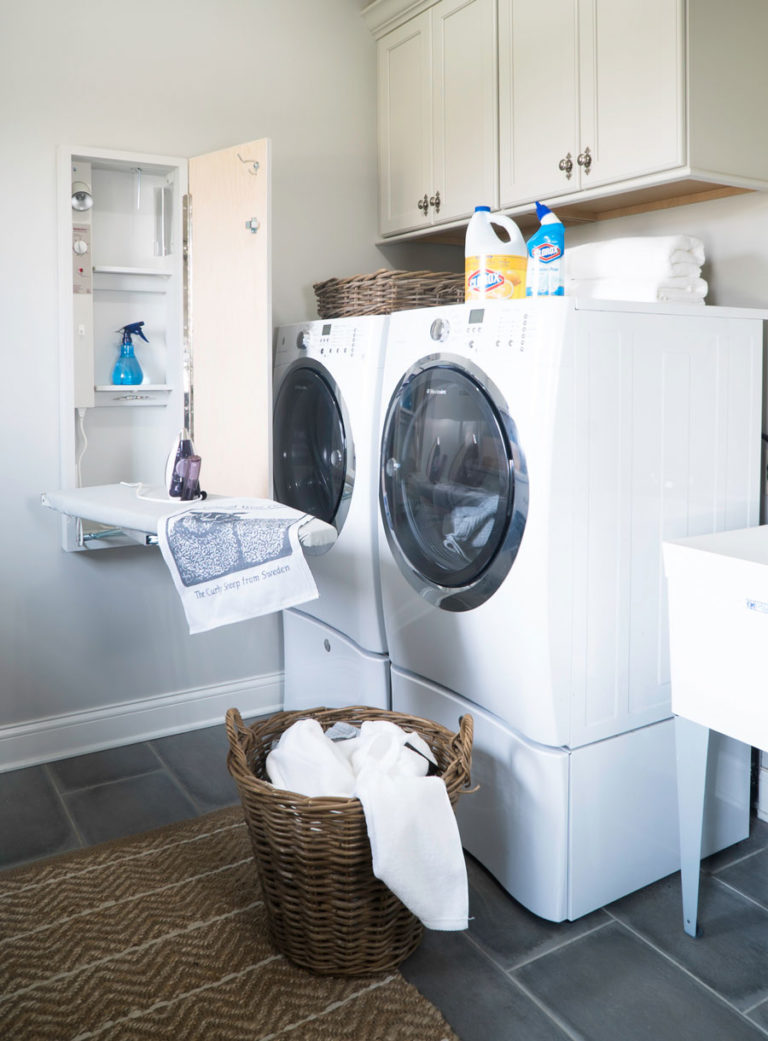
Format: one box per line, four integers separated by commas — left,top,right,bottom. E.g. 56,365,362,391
565,235,707,303
266,718,468,931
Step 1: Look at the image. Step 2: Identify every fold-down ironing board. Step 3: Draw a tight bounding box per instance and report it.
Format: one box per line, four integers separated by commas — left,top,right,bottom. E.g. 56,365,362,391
41,483,337,551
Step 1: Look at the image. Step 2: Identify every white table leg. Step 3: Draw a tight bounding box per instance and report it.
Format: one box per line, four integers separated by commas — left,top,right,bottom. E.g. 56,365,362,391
675,715,711,937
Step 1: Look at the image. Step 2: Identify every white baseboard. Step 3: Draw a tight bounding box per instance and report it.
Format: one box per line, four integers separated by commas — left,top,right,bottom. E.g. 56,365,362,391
0,672,284,774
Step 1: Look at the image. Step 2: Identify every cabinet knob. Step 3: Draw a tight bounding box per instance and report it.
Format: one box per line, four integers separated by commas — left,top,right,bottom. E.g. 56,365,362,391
577,146,592,174
417,193,429,214
429,190,441,214
558,153,573,179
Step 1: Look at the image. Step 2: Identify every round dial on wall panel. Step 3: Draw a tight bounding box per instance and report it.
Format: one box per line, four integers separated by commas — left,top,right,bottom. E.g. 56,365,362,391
430,318,449,342
73,238,88,255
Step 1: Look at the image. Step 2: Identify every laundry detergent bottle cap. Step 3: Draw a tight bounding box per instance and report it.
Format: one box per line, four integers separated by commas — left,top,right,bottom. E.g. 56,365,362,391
525,201,565,297
465,206,527,301
111,321,147,386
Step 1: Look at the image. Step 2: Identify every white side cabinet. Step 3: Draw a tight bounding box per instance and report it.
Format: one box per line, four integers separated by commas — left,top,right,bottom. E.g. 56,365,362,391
499,0,768,211
57,141,271,551
373,0,497,236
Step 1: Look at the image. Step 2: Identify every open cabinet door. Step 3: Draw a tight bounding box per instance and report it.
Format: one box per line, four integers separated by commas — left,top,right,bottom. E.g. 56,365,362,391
188,139,271,498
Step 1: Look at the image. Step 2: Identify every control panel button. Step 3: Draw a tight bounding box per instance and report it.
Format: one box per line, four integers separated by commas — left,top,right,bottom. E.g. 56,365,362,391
430,318,450,342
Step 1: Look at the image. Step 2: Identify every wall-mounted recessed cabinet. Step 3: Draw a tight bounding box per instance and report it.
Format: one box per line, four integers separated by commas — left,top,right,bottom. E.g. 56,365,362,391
365,0,768,239
57,141,271,551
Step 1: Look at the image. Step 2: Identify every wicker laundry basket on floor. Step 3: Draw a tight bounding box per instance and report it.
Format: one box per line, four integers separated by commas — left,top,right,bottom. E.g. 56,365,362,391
225,705,474,976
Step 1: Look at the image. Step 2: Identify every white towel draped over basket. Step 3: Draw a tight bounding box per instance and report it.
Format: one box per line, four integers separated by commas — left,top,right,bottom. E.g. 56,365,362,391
266,718,469,931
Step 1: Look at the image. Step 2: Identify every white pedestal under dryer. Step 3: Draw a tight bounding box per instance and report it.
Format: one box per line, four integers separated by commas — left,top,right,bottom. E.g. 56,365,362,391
376,298,764,921
273,316,390,711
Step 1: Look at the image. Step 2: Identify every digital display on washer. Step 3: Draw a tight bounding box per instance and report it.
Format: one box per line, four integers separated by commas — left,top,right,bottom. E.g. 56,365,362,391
468,309,485,325
322,324,332,336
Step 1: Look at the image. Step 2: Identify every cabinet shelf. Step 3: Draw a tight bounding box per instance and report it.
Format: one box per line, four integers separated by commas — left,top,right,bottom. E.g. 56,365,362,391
93,266,171,277
93,383,172,407
92,266,171,294
95,383,171,390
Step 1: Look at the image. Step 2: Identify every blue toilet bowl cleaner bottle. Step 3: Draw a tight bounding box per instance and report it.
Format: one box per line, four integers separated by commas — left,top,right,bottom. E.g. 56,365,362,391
525,202,564,296
112,321,148,385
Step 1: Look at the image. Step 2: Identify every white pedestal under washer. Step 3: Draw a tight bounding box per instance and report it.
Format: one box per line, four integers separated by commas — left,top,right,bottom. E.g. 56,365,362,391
376,298,764,920
273,316,390,710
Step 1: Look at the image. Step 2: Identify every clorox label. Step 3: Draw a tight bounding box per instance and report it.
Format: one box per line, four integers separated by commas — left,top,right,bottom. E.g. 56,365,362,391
465,254,527,300
531,242,563,263
468,269,505,293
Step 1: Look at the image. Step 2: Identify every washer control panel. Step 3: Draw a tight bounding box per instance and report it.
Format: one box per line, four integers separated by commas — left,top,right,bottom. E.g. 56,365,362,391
276,321,366,364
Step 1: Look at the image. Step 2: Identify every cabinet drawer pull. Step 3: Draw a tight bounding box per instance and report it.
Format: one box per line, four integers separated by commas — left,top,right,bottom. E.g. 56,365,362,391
429,190,441,213
558,153,573,179
577,146,592,173
417,193,429,214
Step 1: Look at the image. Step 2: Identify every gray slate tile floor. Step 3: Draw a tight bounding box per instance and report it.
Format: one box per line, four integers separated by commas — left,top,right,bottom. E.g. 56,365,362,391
3,719,768,1041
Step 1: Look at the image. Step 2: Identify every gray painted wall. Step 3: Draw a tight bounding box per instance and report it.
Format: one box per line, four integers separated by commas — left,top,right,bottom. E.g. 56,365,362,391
0,0,395,743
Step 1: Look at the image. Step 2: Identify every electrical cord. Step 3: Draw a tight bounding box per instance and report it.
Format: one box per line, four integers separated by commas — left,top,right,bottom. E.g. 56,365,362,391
120,481,205,503
76,408,88,486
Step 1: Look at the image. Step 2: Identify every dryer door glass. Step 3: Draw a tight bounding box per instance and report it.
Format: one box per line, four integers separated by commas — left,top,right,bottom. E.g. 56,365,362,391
273,366,347,526
381,361,526,609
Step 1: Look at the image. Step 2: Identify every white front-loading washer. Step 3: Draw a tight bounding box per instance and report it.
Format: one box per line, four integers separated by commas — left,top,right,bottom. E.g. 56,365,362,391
377,297,763,920
273,316,390,710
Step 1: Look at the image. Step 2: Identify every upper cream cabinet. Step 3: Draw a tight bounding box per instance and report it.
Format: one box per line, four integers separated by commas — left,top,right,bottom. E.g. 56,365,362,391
499,0,686,206
496,0,768,218
367,0,768,239
367,0,498,236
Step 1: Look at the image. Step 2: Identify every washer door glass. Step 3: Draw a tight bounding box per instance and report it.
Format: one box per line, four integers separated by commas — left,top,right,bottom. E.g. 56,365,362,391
273,365,348,527
380,360,527,610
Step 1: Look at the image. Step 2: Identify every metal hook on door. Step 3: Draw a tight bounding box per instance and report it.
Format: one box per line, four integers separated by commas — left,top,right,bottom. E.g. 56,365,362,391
236,154,260,174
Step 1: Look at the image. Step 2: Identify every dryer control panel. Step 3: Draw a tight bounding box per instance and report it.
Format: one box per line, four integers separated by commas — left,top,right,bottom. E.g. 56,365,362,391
423,305,538,355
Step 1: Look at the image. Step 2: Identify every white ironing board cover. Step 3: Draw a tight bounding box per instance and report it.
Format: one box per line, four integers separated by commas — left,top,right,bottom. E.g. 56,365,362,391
40,483,337,549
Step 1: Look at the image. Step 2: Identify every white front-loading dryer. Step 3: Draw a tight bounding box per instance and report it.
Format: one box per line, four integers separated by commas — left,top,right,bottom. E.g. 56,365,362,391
377,298,762,920
273,316,390,710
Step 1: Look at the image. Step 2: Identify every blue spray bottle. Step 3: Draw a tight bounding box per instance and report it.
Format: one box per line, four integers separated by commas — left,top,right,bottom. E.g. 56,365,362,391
525,202,565,297
112,321,148,385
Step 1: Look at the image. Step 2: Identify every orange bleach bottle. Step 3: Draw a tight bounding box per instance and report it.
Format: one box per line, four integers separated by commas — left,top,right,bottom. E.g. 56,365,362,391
464,206,527,301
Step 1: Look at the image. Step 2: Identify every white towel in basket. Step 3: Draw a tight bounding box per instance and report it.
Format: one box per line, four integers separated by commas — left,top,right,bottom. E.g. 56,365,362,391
266,718,469,931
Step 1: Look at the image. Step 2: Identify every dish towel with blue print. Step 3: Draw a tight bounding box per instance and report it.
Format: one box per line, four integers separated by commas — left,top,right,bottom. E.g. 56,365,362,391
157,498,318,634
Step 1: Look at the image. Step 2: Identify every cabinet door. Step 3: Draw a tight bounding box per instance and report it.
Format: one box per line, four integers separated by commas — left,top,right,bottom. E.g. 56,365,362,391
188,140,271,498
432,0,498,221
498,0,581,208
377,11,433,235
578,0,684,187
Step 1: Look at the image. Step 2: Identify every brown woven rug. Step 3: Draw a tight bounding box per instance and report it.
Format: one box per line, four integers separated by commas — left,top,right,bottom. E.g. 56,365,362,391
0,807,459,1041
